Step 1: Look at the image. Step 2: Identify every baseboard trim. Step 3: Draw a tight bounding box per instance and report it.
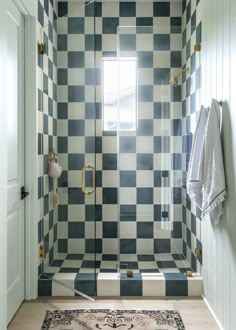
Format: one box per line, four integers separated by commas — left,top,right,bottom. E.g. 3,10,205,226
201,294,224,330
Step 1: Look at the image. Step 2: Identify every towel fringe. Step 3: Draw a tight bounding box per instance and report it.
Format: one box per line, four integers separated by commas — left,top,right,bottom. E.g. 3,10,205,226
201,190,226,223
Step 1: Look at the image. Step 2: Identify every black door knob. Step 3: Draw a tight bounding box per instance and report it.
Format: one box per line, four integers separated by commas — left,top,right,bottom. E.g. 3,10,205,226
21,186,29,200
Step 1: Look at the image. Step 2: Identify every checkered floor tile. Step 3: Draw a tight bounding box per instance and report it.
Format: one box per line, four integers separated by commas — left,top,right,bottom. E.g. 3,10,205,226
43,253,192,275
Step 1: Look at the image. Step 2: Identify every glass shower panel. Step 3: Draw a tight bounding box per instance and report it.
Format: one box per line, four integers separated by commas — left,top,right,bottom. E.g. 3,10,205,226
39,0,97,299
117,25,200,276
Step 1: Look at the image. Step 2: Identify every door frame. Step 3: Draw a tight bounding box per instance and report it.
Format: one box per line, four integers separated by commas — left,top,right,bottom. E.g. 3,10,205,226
0,0,37,329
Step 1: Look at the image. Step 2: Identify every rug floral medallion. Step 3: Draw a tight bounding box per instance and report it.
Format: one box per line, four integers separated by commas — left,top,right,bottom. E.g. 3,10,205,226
41,309,185,329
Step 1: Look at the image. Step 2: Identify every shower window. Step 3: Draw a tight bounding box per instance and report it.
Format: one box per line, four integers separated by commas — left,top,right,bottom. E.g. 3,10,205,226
102,57,137,131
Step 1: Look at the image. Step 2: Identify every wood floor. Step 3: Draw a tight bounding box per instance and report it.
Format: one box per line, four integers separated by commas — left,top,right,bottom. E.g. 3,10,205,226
8,297,219,330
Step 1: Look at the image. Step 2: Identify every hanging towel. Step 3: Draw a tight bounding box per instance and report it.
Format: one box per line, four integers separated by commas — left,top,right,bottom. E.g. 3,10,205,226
187,99,226,224
187,105,209,209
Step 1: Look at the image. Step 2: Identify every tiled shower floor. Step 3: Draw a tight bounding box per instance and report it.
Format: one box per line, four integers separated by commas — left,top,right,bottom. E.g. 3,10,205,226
44,253,192,274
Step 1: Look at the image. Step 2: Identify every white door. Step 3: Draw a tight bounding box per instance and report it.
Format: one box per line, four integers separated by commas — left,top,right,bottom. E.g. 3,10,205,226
6,1,25,324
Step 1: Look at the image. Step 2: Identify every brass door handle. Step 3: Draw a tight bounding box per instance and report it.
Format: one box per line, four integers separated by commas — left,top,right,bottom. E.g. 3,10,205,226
82,164,95,195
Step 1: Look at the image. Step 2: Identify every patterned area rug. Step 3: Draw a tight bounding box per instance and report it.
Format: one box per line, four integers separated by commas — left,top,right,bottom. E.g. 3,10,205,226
41,309,185,329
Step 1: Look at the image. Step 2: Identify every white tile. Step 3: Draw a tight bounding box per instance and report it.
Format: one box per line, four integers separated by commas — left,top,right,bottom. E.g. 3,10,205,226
155,253,173,261
138,102,154,119
154,223,171,239
136,171,153,187
103,205,118,221
188,276,203,296
136,34,153,51
138,261,158,270
62,260,82,268
136,205,153,222
171,239,183,254
85,222,95,239
57,222,68,239
119,188,136,204
100,261,117,270
68,171,82,188
103,239,118,254
68,68,85,85
57,119,68,136
102,2,119,17
136,239,153,254
119,154,136,170
154,51,171,68
160,268,180,273
68,239,85,254
136,2,153,17
120,222,136,239
120,254,137,262
68,205,84,221
136,137,153,153
52,278,76,297
102,35,117,52
103,171,118,187
68,137,85,153
142,277,165,296
170,2,182,16
97,278,120,296
170,34,182,51
102,136,117,153
138,68,154,85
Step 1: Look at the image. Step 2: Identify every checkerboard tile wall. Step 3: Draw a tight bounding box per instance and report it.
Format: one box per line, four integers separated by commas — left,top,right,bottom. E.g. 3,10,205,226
37,0,58,275
56,1,184,257
181,0,202,273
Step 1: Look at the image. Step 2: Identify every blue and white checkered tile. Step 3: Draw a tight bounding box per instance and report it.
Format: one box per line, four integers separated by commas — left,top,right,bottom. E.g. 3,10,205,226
37,0,58,270
181,0,202,273
55,0,185,258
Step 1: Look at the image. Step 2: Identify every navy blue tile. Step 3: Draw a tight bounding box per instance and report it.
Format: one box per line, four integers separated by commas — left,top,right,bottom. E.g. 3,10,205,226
164,273,188,296
68,17,84,34
154,102,170,119
171,51,182,67
48,58,53,80
120,239,136,254
172,187,181,204
120,273,143,297
186,40,191,60
187,227,191,248
38,278,52,296
58,137,68,153
68,222,85,238
172,153,182,170
50,259,64,268
66,254,84,260
84,137,95,153
58,239,68,253
103,222,117,238
137,188,153,204
138,51,153,68
137,119,153,135
102,154,117,170
68,120,85,136
43,73,48,95
68,51,84,68
120,35,136,51
103,188,117,204
191,52,196,74
191,214,196,235
154,68,170,85
138,85,153,102
196,22,202,44
183,240,186,257
137,154,153,170
58,34,67,51
38,1,44,27
44,194,49,216
137,222,153,238
157,261,176,268
172,119,182,136
171,17,182,33
58,205,68,222
138,255,155,261
186,1,191,23
75,273,96,297
154,34,170,51
120,171,136,187
120,205,136,221
102,17,119,34
102,254,118,261
85,35,102,51
153,2,170,17
191,93,196,113
136,17,153,27
85,103,96,119
154,170,161,187
57,68,67,85
95,171,102,188
85,239,102,253
172,222,182,238
154,239,170,253
171,85,181,102
68,86,85,102
68,188,84,204
154,204,162,221
85,205,101,221
191,10,196,34
120,2,136,17
154,136,170,153
191,252,197,272
58,1,68,17
48,97,53,117
58,171,68,188
81,260,101,269
119,137,136,153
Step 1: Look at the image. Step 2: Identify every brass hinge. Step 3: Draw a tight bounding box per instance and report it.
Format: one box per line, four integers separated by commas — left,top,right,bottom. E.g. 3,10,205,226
185,270,193,277
195,248,202,256
38,42,46,55
39,245,46,258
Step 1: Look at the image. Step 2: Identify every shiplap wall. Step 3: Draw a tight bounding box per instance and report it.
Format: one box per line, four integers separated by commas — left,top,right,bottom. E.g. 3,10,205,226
201,0,236,329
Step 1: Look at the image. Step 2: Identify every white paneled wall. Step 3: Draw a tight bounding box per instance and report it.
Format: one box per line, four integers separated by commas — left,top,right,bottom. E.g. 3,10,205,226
201,0,236,329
